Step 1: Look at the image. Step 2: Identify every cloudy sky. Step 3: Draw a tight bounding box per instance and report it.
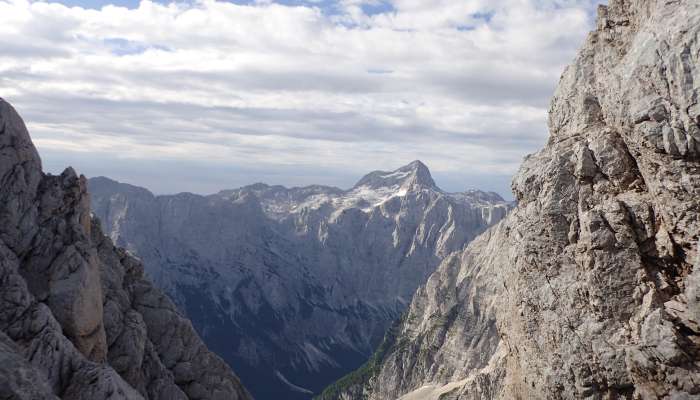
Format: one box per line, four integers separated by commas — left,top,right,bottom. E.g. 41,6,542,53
0,0,602,198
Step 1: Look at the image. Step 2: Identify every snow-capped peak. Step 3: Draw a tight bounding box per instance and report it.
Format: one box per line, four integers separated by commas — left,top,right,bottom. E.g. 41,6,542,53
353,160,437,192
208,162,510,221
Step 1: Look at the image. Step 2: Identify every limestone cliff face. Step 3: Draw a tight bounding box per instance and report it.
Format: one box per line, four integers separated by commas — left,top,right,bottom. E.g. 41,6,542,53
323,1,700,399
0,99,252,400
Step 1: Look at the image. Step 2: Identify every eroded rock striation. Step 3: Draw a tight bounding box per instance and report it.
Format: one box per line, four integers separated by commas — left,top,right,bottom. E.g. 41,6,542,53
88,161,510,400
0,99,251,400
322,1,700,399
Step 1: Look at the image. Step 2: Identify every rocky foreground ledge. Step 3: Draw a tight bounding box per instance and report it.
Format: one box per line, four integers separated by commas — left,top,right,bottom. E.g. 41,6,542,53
321,0,700,399
0,99,252,399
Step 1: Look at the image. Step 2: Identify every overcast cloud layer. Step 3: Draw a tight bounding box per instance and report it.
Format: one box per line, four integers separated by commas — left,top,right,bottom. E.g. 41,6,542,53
0,0,601,198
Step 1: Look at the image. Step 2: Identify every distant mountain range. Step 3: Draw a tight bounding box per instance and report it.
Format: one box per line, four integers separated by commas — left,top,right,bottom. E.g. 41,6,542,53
88,160,511,399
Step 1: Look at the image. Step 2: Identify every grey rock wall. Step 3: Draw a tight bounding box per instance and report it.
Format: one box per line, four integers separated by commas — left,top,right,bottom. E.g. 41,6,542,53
324,1,700,399
0,98,252,400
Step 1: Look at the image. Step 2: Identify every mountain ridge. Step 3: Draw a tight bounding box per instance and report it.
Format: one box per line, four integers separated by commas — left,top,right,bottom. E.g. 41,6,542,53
93,159,505,206
89,160,511,400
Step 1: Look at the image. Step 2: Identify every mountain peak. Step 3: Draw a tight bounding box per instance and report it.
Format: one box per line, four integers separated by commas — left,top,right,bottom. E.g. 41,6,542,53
461,189,505,203
399,160,435,187
398,160,430,175
0,98,42,175
353,160,437,191
87,176,155,199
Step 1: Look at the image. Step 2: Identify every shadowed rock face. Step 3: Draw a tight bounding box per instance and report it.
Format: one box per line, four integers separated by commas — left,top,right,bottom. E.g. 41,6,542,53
0,99,252,400
88,161,510,400
322,1,700,399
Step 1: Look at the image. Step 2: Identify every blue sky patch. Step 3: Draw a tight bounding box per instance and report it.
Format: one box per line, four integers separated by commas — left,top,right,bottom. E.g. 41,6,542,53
52,0,140,8
225,0,343,15
48,0,397,17
456,25,476,31
360,1,395,16
103,38,170,56
471,11,495,23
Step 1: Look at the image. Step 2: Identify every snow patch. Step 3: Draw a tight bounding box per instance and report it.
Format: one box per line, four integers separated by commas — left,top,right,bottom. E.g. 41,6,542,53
299,341,340,372
338,185,410,212
379,170,411,180
274,370,314,395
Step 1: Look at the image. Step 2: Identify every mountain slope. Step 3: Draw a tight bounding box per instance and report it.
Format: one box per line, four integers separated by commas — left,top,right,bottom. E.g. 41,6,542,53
88,161,510,400
323,1,700,399
0,98,252,400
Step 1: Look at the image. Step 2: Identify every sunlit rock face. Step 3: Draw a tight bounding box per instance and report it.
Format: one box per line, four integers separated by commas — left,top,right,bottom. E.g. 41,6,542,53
321,1,700,399
0,99,252,400
89,161,510,400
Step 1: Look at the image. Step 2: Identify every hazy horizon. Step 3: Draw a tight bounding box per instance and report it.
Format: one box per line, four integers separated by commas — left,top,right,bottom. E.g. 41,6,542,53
79,158,515,200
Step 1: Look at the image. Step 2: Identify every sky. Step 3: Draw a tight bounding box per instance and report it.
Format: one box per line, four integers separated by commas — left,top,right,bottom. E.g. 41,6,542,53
0,0,603,199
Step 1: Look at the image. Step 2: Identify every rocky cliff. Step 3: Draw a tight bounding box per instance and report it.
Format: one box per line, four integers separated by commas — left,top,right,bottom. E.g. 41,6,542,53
88,162,510,400
0,99,252,400
322,1,700,399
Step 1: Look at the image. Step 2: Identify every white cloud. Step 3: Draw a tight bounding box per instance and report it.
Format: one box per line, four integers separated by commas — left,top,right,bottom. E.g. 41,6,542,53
0,0,601,197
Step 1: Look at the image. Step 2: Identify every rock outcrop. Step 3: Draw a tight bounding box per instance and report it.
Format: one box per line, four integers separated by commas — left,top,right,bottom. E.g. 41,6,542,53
88,162,510,400
322,1,700,399
0,99,252,400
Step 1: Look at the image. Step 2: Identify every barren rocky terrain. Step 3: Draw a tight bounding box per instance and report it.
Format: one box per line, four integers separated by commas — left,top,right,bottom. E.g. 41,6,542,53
321,1,700,398
0,99,251,400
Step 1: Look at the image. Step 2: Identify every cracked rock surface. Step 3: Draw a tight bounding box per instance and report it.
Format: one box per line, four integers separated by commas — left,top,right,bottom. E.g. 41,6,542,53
322,1,700,399
0,98,252,400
